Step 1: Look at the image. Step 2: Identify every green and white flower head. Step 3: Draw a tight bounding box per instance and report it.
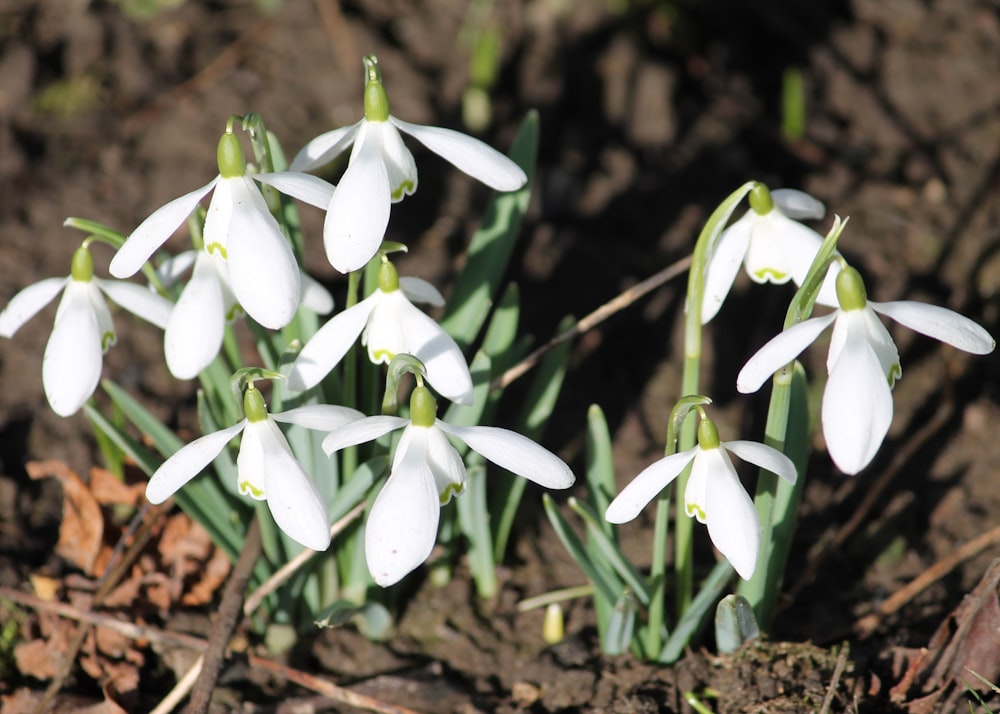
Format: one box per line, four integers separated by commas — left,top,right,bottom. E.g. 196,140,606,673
322,384,575,586
158,249,334,380
109,127,335,330
287,257,473,405
0,244,172,416
737,265,996,475
145,382,364,551
605,413,796,580
291,55,528,273
702,184,839,323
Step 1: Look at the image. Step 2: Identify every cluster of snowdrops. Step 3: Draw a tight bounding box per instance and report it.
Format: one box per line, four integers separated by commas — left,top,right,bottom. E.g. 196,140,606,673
0,56,994,650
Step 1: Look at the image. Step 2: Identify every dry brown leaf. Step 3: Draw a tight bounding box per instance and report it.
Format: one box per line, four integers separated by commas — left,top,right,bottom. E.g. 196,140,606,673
26,460,104,576
13,639,60,680
28,573,60,602
182,540,232,606
89,467,145,507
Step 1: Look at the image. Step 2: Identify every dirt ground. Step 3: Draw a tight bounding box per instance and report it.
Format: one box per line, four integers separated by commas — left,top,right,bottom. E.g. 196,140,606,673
1,0,999,712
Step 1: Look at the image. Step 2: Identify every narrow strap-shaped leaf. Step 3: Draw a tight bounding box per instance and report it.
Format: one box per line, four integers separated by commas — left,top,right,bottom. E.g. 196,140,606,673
569,498,650,606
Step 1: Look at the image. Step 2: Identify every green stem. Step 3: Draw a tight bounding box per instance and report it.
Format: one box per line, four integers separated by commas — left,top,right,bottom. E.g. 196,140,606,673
341,270,361,481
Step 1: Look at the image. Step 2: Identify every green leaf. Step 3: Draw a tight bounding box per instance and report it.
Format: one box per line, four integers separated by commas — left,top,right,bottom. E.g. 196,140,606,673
660,559,734,663
440,111,539,350
101,379,183,456
584,404,615,537
569,498,650,606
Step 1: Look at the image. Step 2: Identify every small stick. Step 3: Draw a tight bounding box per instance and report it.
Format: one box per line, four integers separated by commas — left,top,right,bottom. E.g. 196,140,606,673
854,523,1000,638
490,255,692,391
818,644,850,714
184,517,262,714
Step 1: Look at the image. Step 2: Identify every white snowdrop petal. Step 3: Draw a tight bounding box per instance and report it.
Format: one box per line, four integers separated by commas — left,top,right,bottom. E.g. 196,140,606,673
323,132,392,273
392,117,527,191
724,440,797,484
256,171,336,209
290,122,362,172
871,300,996,355
145,421,246,503
0,276,67,337
256,420,332,551
375,122,418,200
425,425,468,502
286,295,378,391
399,276,445,307
605,449,697,523
163,254,225,380
300,272,335,315
203,178,234,257
111,178,217,278
321,415,408,455
771,189,825,221
736,312,838,393
226,178,301,329
770,213,826,288
702,213,752,324
821,323,894,475
42,287,103,417
436,421,575,489
703,450,761,580
744,212,795,285
365,432,440,586
97,279,173,329
271,404,365,431
155,250,197,288
396,300,473,405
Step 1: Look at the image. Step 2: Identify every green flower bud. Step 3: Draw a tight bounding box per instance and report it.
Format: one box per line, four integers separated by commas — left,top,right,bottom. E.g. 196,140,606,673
835,266,868,311
362,55,390,122
70,245,94,282
748,183,774,216
697,417,721,450
244,386,269,423
378,260,400,293
217,132,246,178
409,385,437,427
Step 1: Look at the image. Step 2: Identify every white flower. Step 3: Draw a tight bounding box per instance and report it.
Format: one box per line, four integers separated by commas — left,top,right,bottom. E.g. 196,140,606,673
321,385,575,586
605,419,796,580
158,250,334,380
702,187,839,323
109,132,335,330
0,246,172,416
291,55,527,273
287,260,473,405
145,388,364,551
737,266,996,475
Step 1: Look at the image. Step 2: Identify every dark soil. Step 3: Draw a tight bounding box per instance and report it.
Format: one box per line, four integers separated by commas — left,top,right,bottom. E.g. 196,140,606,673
2,0,999,712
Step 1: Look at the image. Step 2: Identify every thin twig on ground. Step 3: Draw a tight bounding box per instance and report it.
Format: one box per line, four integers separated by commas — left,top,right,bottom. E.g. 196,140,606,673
490,254,692,391
184,516,262,714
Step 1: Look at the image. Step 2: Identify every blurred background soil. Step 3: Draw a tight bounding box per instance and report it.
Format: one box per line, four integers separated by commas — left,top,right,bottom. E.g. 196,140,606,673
1,0,999,711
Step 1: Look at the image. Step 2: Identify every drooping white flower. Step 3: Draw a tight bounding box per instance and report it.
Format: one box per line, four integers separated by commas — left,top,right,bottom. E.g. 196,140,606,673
0,245,172,416
287,259,473,405
702,186,839,323
737,266,996,475
291,55,527,273
605,417,796,580
321,385,575,586
110,131,335,330
157,250,334,380
145,386,364,551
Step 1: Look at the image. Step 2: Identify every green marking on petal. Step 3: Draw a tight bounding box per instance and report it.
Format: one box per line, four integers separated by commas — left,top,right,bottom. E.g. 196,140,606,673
101,331,116,351
439,481,465,505
752,267,789,282
887,363,902,388
685,502,706,522
371,348,395,364
206,242,227,260
390,180,415,200
225,304,244,322
239,480,265,499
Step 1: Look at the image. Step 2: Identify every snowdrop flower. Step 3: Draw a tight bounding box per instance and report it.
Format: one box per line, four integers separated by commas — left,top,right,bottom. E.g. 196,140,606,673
321,385,575,586
158,250,334,380
109,129,335,330
146,385,364,551
737,265,996,475
702,185,839,323
606,416,796,580
291,55,527,273
0,245,172,416
287,259,473,405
